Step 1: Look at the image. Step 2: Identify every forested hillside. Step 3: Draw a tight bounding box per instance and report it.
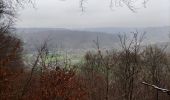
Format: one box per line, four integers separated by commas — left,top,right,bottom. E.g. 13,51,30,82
1,0,170,100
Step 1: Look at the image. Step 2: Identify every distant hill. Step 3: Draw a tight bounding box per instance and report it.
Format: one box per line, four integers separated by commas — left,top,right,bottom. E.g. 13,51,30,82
79,26,170,44
16,28,119,52
16,26,170,52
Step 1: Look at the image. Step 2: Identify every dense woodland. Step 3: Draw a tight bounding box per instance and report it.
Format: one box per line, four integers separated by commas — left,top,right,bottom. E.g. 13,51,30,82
0,0,170,100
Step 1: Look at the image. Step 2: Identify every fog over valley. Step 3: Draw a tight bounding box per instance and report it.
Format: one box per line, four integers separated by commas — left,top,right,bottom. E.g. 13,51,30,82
16,26,170,53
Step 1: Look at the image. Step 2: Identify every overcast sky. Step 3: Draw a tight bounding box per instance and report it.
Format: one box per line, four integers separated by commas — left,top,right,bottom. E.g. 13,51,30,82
16,0,170,28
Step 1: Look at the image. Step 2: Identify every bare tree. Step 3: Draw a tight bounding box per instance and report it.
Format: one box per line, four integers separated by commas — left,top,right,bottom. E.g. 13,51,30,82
0,0,32,71
115,32,145,100
142,45,169,100
0,0,32,69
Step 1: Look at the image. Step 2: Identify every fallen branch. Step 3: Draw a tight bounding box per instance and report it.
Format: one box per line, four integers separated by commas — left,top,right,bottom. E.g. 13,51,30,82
142,82,170,95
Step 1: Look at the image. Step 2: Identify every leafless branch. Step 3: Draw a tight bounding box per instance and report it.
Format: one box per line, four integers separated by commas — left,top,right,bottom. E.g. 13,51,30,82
79,0,149,12
142,82,170,95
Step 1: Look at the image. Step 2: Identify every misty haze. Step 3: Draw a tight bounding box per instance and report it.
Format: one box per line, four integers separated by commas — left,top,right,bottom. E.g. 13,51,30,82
1,0,170,100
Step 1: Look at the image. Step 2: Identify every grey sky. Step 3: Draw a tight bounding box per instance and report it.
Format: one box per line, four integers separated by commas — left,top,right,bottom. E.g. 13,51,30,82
16,0,170,28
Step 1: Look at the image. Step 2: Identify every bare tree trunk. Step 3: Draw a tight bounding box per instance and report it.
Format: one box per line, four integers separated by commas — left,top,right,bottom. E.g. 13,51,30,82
106,67,109,100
